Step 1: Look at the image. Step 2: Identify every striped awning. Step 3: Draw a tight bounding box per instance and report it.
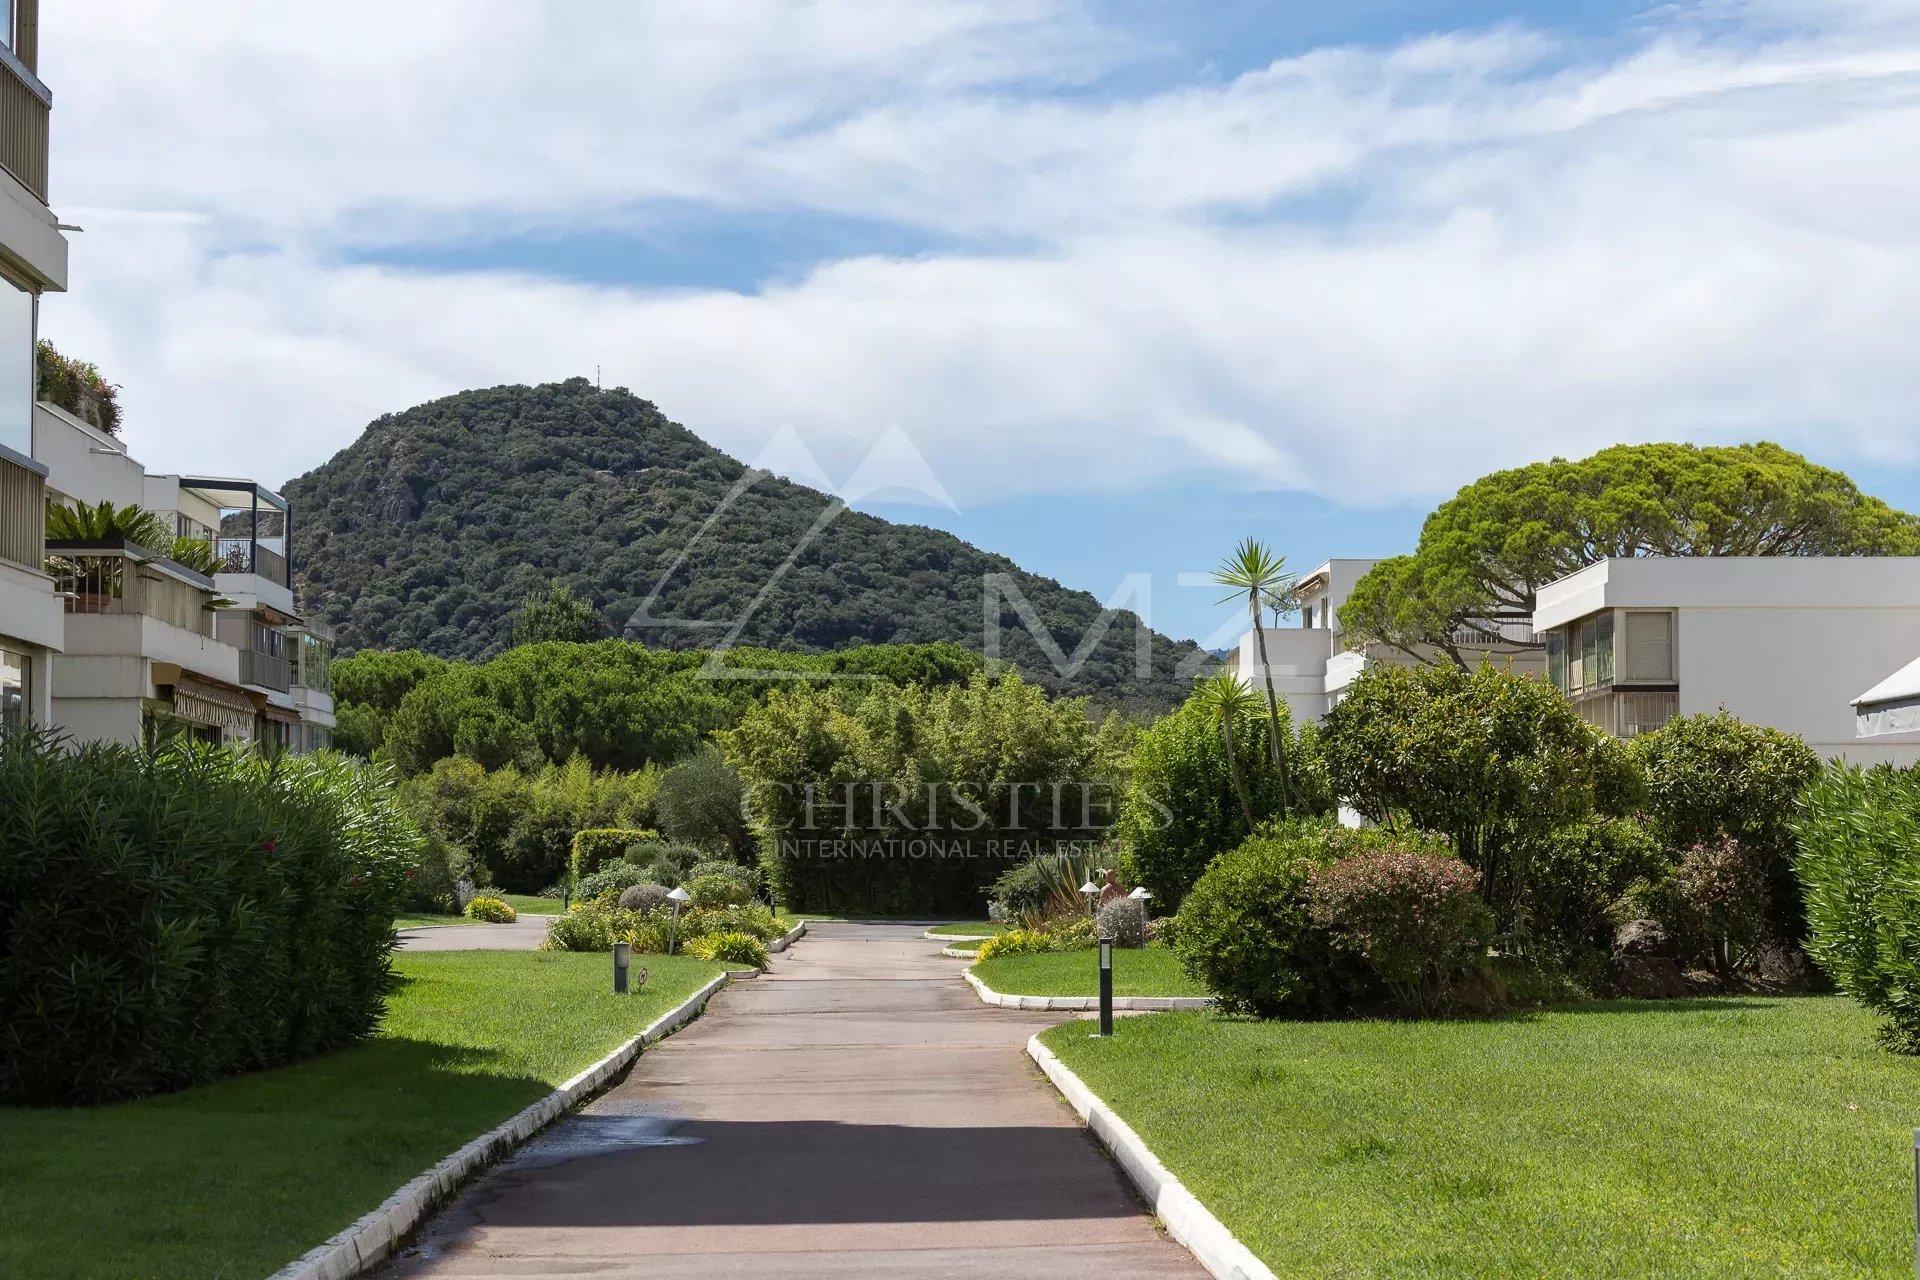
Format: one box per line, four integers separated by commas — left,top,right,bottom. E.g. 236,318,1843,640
261,704,302,726
171,675,256,733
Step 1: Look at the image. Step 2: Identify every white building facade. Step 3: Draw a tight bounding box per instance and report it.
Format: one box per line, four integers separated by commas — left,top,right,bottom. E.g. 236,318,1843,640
1533,557,1920,764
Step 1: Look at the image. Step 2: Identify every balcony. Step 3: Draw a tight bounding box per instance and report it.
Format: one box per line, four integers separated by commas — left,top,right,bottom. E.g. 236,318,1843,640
0,450,44,570
216,609,295,693
48,542,218,636
1570,687,1678,739
0,44,49,202
240,647,292,692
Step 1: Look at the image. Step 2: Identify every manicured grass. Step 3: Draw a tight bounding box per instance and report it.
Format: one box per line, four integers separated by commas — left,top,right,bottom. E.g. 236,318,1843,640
1042,997,1920,1278
498,892,562,916
926,920,1008,937
393,911,463,929
0,950,725,1280
974,946,1209,998
942,938,985,954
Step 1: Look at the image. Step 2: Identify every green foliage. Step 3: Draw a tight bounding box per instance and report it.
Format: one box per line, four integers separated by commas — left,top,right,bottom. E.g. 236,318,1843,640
329,649,451,757
512,581,607,646
687,903,782,942
977,917,1097,961
1671,838,1772,976
654,745,750,857
1305,846,1493,1015
571,828,653,879
688,930,769,969
1319,662,1628,931
987,848,1099,929
1215,538,1301,804
728,670,1118,914
687,858,761,898
684,871,752,910
1096,896,1147,948
405,830,472,914
36,340,121,435
1116,690,1286,911
616,882,670,913
0,734,418,1105
1339,442,1920,660
1630,711,1821,938
578,861,651,903
624,837,704,886
44,499,170,548
1521,816,1664,973
463,896,516,923
1793,764,1920,1051
1172,821,1384,1018
282,379,1200,714
541,903,631,952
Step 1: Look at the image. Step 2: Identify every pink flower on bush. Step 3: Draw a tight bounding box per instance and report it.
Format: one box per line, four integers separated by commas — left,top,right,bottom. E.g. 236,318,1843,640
1305,846,1493,1016
260,839,276,853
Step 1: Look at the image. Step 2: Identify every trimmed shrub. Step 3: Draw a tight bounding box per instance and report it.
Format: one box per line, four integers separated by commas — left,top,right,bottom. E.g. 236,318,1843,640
625,838,704,886
1305,848,1493,1015
1794,763,1920,1050
685,871,753,910
405,831,472,914
572,828,657,880
688,858,761,897
0,736,417,1106
1519,816,1664,974
690,929,770,969
688,903,781,942
464,895,517,923
1095,896,1147,948
1172,822,1413,1017
655,746,750,857
617,883,671,913
578,861,651,904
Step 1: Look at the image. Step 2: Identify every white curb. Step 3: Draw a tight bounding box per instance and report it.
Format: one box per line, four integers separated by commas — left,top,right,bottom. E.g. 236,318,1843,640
767,920,808,953
922,928,995,941
940,945,981,959
1028,1035,1276,1280
964,967,1213,1012
267,970,732,1280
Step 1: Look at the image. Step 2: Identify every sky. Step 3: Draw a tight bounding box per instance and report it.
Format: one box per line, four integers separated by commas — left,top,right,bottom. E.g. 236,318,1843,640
38,0,1920,646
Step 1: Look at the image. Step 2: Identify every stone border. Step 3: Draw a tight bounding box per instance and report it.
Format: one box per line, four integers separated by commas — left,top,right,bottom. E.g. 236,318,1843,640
768,920,808,953
1028,1035,1276,1280
922,927,996,941
267,970,732,1280
940,945,981,959
964,967,1213,1012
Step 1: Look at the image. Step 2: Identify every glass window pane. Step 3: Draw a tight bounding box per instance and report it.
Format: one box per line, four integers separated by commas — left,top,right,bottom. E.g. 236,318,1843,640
1596,612,1615,688
1,646,29,732
0,278,34,458
1546,629,1566,691
1626,612,1675,683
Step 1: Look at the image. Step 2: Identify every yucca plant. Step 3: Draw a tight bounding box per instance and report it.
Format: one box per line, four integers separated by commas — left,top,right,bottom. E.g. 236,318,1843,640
1195,670,1263,836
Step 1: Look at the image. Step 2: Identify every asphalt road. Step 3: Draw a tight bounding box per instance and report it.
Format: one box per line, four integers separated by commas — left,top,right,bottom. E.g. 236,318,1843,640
375,921,1204,1278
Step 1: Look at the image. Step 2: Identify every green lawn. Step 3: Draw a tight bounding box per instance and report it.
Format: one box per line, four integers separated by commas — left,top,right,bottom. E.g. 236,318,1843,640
927,920,1007,937
393,894,559,931
974,946,1209,998
1042,997,1920,1278
0,950,725,1280
393,911,464,929
942,938,985,954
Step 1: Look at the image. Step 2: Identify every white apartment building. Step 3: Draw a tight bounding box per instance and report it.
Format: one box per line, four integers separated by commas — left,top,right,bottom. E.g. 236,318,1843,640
1533,557,1920,763
0,2,64,734
34,402,336,751
1229,557,1542,724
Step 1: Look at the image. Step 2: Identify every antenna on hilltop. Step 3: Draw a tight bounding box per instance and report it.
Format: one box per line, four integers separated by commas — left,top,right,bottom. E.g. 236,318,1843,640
596,365,602,390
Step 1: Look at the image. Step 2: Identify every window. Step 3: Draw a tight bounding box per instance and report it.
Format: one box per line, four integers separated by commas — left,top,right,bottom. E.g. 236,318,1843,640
0,276,33,459
1,645,29,732
1546,629,1567,691
1623,611,1675,684
1,1,13,52
1570,613,1615,694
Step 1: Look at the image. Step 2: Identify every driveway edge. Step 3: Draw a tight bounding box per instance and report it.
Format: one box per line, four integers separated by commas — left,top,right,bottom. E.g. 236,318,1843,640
266,970,732,1280
922,927,995,941
1027,1035,1276,1280
964,967,1213,1012
768,920,808,953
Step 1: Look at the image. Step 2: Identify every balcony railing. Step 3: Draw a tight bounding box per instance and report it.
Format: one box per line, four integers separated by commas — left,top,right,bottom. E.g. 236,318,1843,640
50,546,216,636
1571,688,1678,739
1446,622,1538,648
0,453,44,570
240,648,293,692
0,48,50,201
214,537,290,587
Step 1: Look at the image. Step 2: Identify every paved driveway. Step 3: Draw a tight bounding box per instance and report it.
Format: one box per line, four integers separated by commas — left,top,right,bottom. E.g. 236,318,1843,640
396,916,553,951
376,921,1203,1278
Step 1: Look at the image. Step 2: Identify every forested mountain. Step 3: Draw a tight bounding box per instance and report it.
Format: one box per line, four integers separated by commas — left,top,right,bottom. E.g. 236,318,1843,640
283,379,1203,714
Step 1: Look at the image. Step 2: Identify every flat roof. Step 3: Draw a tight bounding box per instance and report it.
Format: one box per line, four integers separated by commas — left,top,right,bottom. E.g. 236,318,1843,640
1535,556,1920,631
178,476,290,513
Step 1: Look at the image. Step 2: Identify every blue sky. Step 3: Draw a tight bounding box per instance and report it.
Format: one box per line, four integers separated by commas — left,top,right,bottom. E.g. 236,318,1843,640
40,0,1920,644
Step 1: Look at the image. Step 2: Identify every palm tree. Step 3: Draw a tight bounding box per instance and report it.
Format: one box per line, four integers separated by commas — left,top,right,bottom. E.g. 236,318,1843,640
44,499,170,549
1194,671,1261,836
1215,537,1297,810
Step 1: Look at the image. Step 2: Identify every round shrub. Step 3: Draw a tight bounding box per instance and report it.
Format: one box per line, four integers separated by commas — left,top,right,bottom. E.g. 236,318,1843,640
1095,896,1146,948
578,861,650,903
543,903,622,951
617,883,671,913
1519,816,1664,974
626,839,705,886
655,746,750,857
686,871,753,910
688,903,781,942
1173,821,1397,1018
464,895,517,923
1305,848,1493,1015
690,930,769,969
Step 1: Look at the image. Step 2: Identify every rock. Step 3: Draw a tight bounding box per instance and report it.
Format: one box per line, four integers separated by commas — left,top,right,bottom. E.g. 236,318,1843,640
1612,919,1676,959
1610,955,1690,998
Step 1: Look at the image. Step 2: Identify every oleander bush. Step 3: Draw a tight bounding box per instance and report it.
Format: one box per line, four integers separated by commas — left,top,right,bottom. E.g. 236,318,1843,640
0,735,418,1106
1305,847,1493,1015
463,895,517,923
1096,896,1147,948
1794,763,1920,1051
689,930,769,969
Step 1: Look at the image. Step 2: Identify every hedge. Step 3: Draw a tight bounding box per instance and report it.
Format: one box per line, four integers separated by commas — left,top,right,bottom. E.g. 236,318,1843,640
0,735,418,1105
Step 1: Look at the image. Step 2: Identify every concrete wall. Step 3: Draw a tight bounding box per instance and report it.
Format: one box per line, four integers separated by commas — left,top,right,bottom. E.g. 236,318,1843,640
50,696,142,747
33,402,144,509
0,558,62,649
1234,625,1334,723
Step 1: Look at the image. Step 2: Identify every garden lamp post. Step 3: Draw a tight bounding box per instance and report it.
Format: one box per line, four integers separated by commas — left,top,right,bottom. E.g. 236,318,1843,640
613,940,631,994
666,885,691,955
1097,935,1114,1037
1080,879,1099,917
1127,886,1151,904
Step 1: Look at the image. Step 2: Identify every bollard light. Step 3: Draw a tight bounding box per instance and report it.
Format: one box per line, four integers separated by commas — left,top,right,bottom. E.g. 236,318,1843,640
1127,886,1152,903
666,885,691,956
1097,935,1115,1037
613,940,631,994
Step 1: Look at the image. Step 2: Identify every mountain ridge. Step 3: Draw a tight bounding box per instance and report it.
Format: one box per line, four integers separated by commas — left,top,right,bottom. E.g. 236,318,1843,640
282,378,1203,714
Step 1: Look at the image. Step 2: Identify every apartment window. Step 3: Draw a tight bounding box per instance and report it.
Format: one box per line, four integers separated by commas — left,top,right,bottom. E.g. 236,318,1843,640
1,1,13,52
1546,629,1567,691
1568,613,1614,694
0,276,33,458
1,645,28,732
299,633,331,693
1622,610,1675,684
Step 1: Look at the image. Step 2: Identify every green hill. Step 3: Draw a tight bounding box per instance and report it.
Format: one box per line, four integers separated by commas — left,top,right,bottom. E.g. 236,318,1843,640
283,379,1202,714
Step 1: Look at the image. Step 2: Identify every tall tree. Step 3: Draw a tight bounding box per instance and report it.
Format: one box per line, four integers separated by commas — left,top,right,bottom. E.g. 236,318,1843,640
511,582,607,647
1340,441,1920,661
1214,538,1297,808
1193,671,1262,837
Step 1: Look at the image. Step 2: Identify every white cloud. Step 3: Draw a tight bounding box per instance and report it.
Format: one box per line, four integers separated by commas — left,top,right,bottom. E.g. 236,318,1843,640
34,0,1920,506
